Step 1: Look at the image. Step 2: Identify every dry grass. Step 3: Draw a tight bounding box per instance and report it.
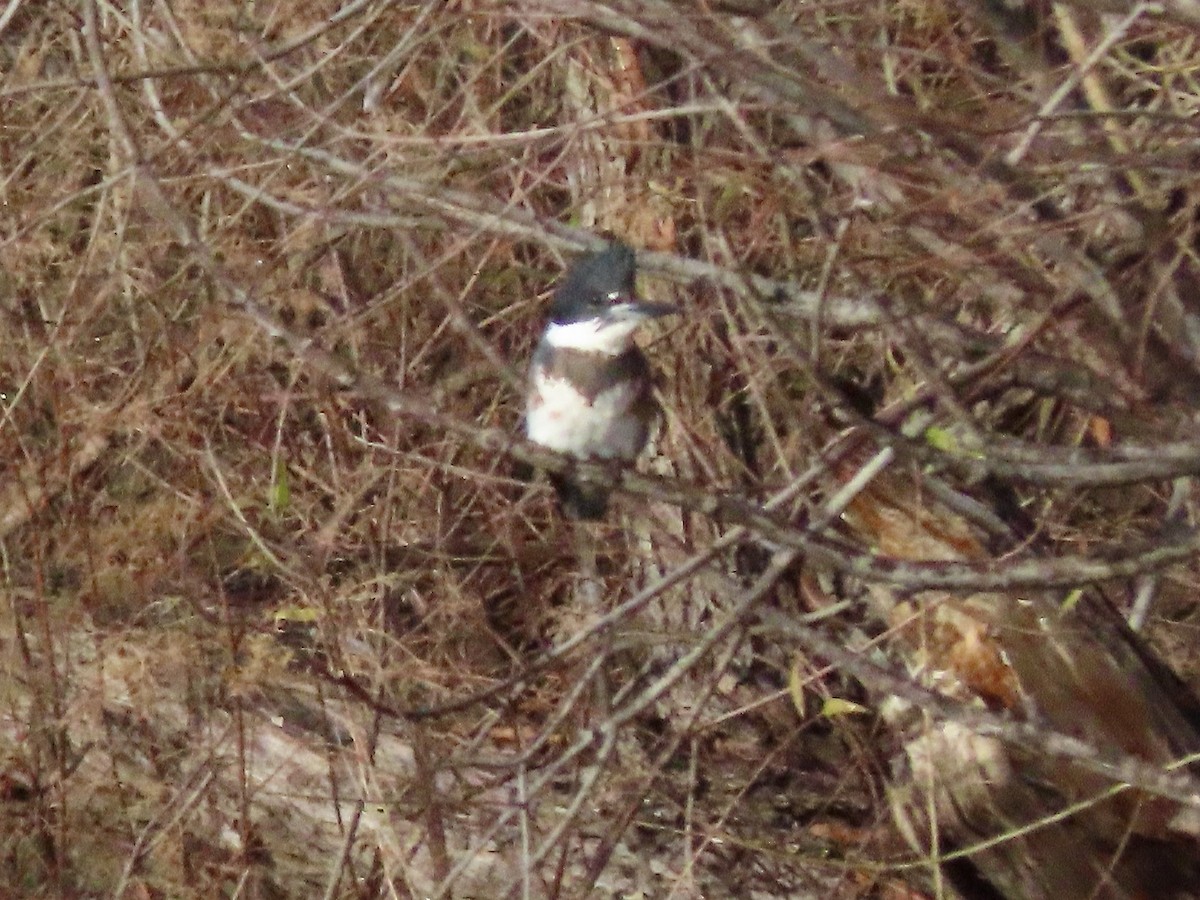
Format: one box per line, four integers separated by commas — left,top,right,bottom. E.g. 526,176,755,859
4,1,1200,898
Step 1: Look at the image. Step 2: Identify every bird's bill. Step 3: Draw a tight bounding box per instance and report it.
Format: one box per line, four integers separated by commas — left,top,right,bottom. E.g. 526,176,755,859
617,300,679,320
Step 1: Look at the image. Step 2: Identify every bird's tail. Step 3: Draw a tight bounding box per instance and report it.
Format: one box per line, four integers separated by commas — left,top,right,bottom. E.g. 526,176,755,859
551,473,609,520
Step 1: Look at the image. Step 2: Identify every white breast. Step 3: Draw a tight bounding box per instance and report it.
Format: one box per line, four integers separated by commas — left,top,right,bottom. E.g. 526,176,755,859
525,373,648,460
541,318,639,353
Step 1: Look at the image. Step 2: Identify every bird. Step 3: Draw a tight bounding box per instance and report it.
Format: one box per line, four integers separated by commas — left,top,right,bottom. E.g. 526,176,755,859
524,242,677,519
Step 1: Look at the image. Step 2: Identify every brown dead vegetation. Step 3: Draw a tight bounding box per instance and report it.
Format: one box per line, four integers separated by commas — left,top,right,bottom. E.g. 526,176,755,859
3,1,1200,897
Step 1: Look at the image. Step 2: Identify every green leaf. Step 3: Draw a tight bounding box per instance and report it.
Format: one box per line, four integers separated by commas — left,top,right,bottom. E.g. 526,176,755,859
1060,587,1084,613
821,697,869,718
273,605,320,623
269,457,290,515
924,425,957,452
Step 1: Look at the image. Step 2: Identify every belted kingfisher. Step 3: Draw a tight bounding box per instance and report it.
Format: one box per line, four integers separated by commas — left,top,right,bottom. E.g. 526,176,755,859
524,242,677,519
